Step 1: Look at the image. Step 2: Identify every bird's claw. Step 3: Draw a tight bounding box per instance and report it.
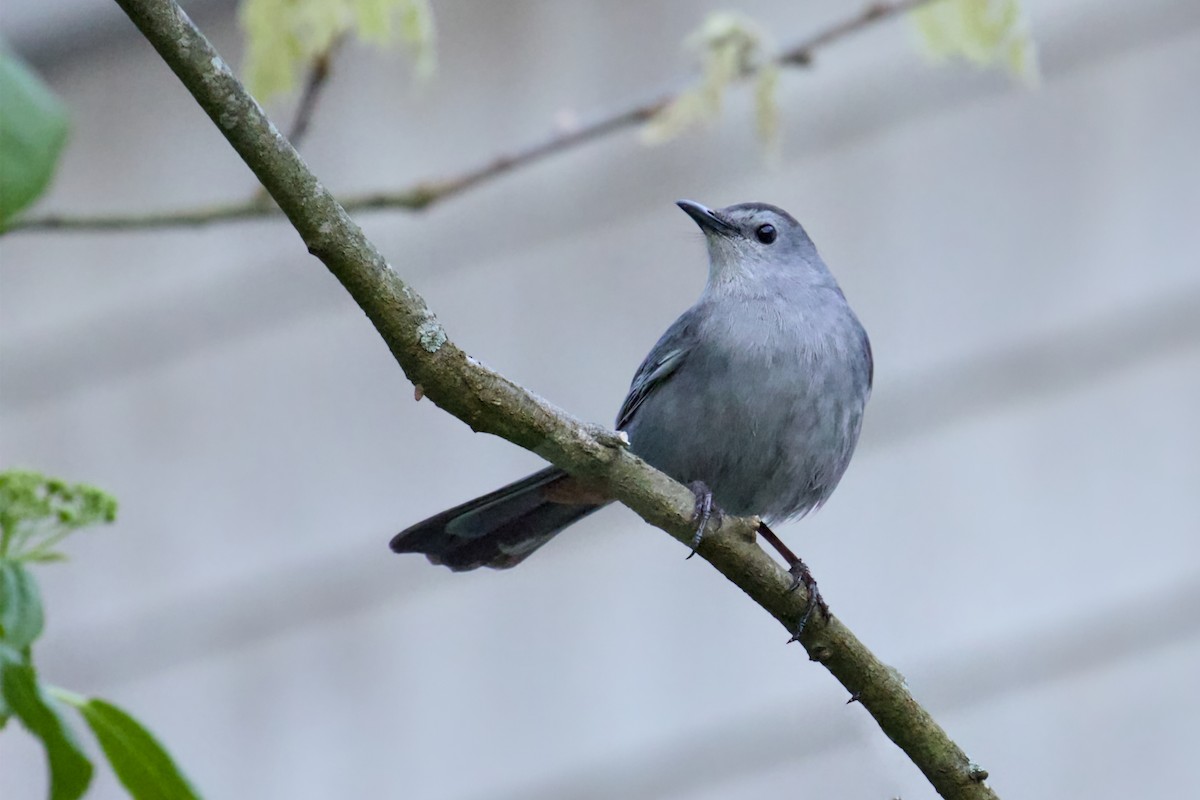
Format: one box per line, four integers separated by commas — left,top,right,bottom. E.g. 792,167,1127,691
686,481,714,559
786,557,829,643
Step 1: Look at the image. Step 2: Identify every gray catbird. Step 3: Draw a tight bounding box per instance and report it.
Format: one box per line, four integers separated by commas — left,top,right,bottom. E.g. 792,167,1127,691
391,200,872,621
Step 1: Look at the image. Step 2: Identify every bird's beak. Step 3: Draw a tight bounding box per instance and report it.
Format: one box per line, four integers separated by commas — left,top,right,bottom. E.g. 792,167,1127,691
676,200,737,237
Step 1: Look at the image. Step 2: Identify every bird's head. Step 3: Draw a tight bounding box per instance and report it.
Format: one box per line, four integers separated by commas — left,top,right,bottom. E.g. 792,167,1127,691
676,200,833,292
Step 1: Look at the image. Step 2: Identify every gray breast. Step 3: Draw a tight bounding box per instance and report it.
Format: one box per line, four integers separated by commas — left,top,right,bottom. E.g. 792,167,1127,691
624,295,869,521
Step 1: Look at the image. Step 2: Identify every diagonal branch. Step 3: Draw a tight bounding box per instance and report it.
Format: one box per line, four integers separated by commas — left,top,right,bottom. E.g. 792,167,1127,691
7,0,937,235
108,1,998,799
245,36,344,207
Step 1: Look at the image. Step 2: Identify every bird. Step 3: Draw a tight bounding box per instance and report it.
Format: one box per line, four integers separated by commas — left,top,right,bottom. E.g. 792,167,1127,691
391,200,872,628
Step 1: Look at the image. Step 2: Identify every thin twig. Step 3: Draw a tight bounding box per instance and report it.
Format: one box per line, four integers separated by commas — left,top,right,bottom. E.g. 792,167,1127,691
6,0,938,235
108,2,998,798
285,38,341,147
780,0,933,65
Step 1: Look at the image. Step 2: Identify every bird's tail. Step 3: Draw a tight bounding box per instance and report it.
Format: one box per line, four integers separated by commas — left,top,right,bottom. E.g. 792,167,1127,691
390,467,605,571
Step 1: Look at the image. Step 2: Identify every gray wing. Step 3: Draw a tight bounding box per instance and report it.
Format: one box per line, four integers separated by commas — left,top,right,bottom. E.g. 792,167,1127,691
615,308,700,431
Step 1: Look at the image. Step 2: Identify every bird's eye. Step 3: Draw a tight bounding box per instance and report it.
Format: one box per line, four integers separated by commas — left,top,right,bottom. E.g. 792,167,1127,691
755,224,777,244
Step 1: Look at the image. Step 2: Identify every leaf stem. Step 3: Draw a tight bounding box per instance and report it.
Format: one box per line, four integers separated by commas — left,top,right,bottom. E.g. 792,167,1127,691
45,684,88,707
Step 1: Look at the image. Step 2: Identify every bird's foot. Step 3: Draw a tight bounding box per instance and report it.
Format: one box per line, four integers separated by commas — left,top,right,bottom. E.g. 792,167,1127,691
786,557,829,643
754,522,829,642
685,481,717,559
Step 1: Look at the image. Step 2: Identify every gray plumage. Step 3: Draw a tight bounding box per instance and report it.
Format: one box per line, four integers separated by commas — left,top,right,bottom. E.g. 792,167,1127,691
391,200,872,571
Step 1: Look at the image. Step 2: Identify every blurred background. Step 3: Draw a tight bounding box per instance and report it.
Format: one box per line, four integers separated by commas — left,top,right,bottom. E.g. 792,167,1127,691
2,0,1199,797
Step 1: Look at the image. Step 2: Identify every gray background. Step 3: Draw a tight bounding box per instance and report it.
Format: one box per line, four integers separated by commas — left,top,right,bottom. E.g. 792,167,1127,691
2,1,1199,798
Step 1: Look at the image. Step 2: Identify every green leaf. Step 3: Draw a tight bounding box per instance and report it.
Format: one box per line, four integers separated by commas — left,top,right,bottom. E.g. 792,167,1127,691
0,46,70,226
59,695,201,800
0,560,45,649
239,0,437,100
911,0,1039,84
0,643,15,721
0,654,93,800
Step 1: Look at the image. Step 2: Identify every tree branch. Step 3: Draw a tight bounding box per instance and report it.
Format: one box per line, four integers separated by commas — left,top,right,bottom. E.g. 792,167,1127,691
107,1,998,798
246,36,344,207
8,0,937,235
